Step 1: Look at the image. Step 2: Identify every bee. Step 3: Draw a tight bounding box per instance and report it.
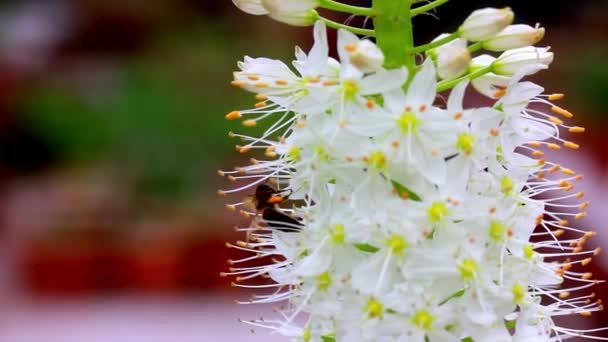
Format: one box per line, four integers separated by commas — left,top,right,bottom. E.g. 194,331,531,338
250,183,303,233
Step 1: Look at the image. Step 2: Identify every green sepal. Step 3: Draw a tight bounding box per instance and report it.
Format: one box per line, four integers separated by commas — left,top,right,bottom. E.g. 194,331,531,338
354,243,381,253
391,180,423,201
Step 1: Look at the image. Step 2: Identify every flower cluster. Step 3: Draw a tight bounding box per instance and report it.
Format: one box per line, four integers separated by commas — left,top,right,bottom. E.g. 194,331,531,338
221,3,605,341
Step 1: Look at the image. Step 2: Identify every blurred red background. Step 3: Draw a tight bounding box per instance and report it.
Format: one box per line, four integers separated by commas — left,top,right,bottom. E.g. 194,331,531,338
0,0,606,340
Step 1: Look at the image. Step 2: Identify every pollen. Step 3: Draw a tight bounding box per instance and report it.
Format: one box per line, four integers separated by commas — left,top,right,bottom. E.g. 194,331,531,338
344,43,357,52
387,234,409,255
255,94,268,101
490,128,500,136
548,93,565,101
316,272,332,291
368,151,388,171
575,212,587,220
547,143,561,150
275,79,288,86
243,119,257,127
548,116,564,125
323,80,338,86
457,133,476,155
524,244,535,260
512,283,526,304
582,258,593,266
563,141,580,149
247,75,260,81
412,310,435,331
366,99,375,109
551,106,574,118
428,201,450,223
532,150,544,157
569,126,585,133
489,221,508,242
231,80,246,87
225,111,242,120
459,259,478,281
494,88,507,98
255,82,269,88
579,202,589,210
453,112,463,120
365,298,384,319
331,224,346,244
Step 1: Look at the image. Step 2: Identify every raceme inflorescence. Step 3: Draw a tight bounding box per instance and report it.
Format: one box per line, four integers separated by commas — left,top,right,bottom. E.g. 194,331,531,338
219,1,606,341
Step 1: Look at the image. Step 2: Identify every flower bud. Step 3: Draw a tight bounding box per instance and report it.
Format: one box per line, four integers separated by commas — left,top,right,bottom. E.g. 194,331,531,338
234,0,319,26
482,24,545,52
493,47,554,76
233,0,268,15
349,40,385,73
429,35,471,80
459,7,514,42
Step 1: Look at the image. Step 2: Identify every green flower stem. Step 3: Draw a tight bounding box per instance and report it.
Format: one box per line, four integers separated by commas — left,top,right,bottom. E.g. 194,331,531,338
319,0,375,16
411,0,451,17
437,65,493,92
410,32,460,54
468,41,483,53
318,17,376,36
372,0,415,71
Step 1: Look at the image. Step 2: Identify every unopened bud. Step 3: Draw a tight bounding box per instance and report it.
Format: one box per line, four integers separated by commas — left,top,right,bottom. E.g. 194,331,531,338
493,47,554,76
459,7,514,42
262,0,319,26
483,24,546,52
349,40,385,73
429,35,471,80
233,0,268,15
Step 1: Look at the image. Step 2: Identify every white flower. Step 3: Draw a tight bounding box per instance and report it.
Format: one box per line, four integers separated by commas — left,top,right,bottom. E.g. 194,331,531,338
493,46,554,76
483,24,546,51
429,34,471,80
459,7,514,41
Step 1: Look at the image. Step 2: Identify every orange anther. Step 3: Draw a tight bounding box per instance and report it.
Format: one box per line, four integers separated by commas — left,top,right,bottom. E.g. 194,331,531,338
344,44,357,52
552,106,574,118
563,141,580,149
548,93,565,101
569,126,585,133
225,111,242,120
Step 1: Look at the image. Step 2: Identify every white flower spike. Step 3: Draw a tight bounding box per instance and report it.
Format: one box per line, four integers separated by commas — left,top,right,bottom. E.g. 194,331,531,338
223,2,607,341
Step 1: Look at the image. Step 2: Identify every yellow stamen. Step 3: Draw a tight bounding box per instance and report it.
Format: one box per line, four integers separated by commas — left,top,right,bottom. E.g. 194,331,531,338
548,93,565,101
563,141,580,149
552,106,574,118
225,111,242,120
569,126,585,133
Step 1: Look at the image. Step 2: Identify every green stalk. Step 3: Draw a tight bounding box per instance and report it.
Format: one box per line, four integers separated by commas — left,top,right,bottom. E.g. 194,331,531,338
318,17,376,36
372,0,414,71
319,0,375,16
468,41,483,53
436,65,493,92
410,32,459,54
